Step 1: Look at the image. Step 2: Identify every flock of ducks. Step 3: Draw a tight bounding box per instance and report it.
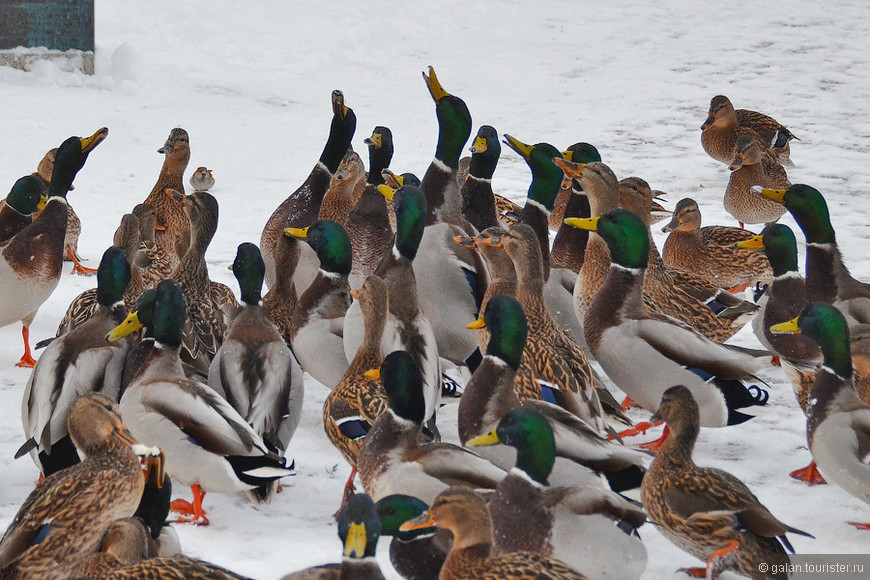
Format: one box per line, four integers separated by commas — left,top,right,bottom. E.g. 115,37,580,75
0,67,868,580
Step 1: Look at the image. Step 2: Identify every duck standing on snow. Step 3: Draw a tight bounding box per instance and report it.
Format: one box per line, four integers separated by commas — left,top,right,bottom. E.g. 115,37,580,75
724,134,789,227
142,128,191,257
261,90,357,294
17,246,132,476
108,280,294,525
0,128,108,368
701,95,797,167
642,385,812,579
208,243,304,503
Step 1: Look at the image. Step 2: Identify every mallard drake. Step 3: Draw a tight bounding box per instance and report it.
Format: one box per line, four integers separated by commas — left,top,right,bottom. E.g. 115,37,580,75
0,176,46,243
208,243,304,503
662,197,773,290
399,486,587,580
346,126,395,289
261,90,357,294
641,385,812,579
549,142,601,232
319,149,367,224
109,280,294,526
17,246,131,476
375,494,449,580
343,185,441,424
725,134,790,227
469,407,648,580
413,67,486,371
771,304,870,528
262,230,301,345
357,351,505,504
323,276,389,505
167,189,238,374
480,224,607,432
460,125,502,232
189,166,214,192
0,128,108,368
757,183,870,325
142,128,191,256
0,393,147,580
701,95,797,167
565,209,770,429
556,159,755,344
460,294,649,490
279,494,386,580
134,451,181,557
285,219,353,388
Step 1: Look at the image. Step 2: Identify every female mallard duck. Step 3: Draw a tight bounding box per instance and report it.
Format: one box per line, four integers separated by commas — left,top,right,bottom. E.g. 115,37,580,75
0,128,108,367
757,183,870,325
565,209,770,430
0,393,147,580
413,67,486,372
208,243,304,503
346,126,395,289
469,407,648,580
0,176,45,243
701,95,797,167
189,166,214,192
262,229,301,345
375,494,450,580
285,219,353,389
279,494,386,580
662,197,773,290
357,351,505,504
548,142,601,232
109,280,294,525
76,517,250,579
130,202,175,288
168,189,239,374
556,159,755,344
343,185,441,425
17,246,131,476
261,90,357,294
400,486,587,580
460,294,648,490
771,303,870,529
142,128,191,257
323,276,389,505
725,134,790,227
319,149,367,224
641,385,812,579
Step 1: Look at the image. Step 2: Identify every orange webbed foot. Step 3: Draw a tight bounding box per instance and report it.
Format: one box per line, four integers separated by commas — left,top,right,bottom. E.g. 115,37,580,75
15,327,36,368
847,522,870,530
170,484,209,525
790,461,826,485
621,396,641,411
676,567,707,578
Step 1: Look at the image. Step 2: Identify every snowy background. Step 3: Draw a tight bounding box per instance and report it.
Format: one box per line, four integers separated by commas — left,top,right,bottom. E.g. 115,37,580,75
1,1,869,578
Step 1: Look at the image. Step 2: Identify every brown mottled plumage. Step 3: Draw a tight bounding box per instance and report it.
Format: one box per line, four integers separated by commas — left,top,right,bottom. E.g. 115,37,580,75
641,386,811,579
725,134,790,226
262,231,300,345
318,149,367,224
142,128,191,255
701,95,796,167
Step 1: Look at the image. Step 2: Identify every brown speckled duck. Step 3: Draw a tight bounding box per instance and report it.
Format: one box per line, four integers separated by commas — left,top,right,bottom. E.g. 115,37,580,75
142,128,191,256
399,486,587,580
318,149,367,224
725,134,790,227
662,197,773,290
641,386,812,579
701,95,797,167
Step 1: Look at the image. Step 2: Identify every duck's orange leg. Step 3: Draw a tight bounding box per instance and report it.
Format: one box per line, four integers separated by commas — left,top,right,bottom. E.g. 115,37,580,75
613,420,663,440
170,484,209,525
334,466,357,520
621,396,641,411
15,326,36,368
638,425,670,451
675,568,706,578
705,539,739,579
68,247,97,276
790,460,826,485
847,522,870,530
727,282,750,293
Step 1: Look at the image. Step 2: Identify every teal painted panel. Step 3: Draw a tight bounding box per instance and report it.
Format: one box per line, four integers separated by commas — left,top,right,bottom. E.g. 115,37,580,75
0,0,94,52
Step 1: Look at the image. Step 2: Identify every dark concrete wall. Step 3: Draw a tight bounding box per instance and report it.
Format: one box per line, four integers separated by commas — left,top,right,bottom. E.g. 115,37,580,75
0,1,94,52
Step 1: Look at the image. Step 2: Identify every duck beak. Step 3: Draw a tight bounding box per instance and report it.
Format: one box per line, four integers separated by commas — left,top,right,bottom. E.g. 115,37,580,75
81,127,109,153
454,235,475,248
343,522,368,558
502,134,533,159
480,235,502,248
736,235,765,251
349,288,361,300
364,368,381,380
284,226,310,240
423,66,450,102
755,187,787,203
701,114,715,130
650,410,663,422
381,169,403,189
143,451,167,489
107,311,143,342
114,424,139,446
165,188,184,203
564,216,599,231
770,316,802,335
466,428,500,447
364,132,382,148
377,185,397,201
331,90,349,120
466,316,486,330
553,156,585,179
661,215,679,233
470,136,488,154
728,153,744,171
37,195,48,212
399,510,437,533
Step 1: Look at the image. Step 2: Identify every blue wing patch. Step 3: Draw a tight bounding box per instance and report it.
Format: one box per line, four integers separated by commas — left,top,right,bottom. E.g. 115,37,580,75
337,417,370,440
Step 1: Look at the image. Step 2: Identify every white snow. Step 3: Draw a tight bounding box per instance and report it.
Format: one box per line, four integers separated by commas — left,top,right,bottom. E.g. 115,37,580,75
1,1,869,578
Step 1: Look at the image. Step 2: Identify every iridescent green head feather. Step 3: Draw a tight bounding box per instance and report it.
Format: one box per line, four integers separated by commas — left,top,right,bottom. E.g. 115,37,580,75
338,493,381,559
781,184,835,244
483,294,527,370
393,185,427,261
6,175,46,214
760,223,799,277
306,219,352,277
232,243,266,305
568,209,650,269
380,350,426,424
96,246,132,307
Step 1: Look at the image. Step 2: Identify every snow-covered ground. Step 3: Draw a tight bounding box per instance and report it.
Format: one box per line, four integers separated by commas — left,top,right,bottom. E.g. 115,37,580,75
1,1,869,578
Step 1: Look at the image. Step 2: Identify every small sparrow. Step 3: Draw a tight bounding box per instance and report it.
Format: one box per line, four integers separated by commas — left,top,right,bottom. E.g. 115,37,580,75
189,166,215,192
